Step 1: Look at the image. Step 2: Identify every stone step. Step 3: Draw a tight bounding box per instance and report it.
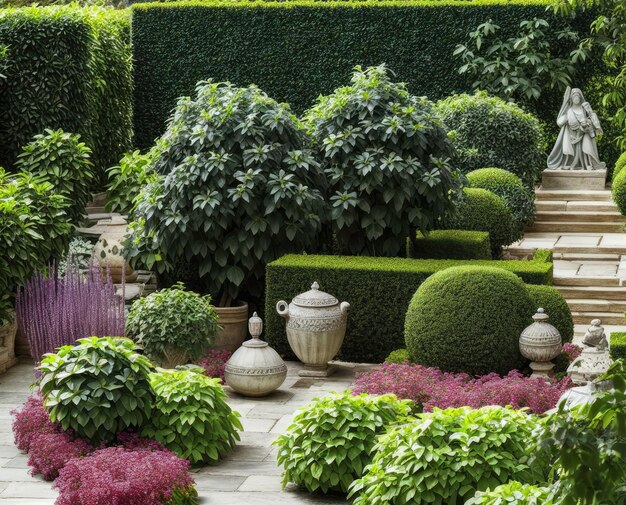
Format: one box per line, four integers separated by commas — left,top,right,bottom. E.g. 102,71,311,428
534,211,625,223
528,221,625,233
572,311,625,325
554,275,622,287
535,189,612,201
556,285,626,301
536,200,619,213
567,299,626,313
553,252,622,262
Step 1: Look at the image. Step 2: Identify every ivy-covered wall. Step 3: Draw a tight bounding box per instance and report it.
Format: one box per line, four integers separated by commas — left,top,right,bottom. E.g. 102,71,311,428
131,0,596,149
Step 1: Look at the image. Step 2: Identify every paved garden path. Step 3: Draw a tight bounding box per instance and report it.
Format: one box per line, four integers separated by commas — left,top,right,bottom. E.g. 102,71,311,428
0,361,374,504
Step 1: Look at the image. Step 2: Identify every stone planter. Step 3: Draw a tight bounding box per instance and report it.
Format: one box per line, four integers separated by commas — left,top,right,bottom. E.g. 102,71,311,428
0,310,18,372
277,282,349,377
91,217,138,284
225,312,287,397
519,308,562,377
213,302,249,352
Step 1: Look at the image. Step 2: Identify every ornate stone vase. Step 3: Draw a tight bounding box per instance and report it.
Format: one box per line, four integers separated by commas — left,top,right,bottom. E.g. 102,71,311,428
91,217,137,284
277,282,349,377
519,308,562,377
224,313,287,397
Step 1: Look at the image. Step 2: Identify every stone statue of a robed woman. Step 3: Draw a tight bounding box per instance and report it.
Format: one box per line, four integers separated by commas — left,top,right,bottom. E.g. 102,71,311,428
547,86,605,171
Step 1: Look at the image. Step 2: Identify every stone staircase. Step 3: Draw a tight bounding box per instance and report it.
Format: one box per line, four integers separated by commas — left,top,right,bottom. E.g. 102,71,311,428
507,187,626,335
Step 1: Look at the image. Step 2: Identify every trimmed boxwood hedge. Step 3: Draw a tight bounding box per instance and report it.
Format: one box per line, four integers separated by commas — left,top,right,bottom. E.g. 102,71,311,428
525,284,573,343
610,332,626,361
130,0,594,149
409,230,491,260
265,252,553,363
0,6,132,179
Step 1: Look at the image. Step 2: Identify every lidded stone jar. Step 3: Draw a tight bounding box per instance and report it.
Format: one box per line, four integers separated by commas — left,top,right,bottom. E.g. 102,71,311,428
277,281,349,377
224,312,287,397
519,308,562,377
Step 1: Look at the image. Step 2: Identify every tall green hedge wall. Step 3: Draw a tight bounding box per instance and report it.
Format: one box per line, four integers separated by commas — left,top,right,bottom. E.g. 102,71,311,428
265,252,553,363
131,0,596,149
0,6,132,180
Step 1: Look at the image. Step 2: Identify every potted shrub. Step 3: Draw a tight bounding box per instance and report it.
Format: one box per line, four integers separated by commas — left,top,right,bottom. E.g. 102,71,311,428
126,284,220,367
124,81,325,348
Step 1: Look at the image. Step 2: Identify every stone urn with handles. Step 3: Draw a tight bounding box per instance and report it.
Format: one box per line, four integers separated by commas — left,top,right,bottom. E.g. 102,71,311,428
277,282,349,377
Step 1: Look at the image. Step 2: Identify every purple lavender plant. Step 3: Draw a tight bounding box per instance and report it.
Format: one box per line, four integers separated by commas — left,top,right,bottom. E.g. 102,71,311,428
16,262,125,361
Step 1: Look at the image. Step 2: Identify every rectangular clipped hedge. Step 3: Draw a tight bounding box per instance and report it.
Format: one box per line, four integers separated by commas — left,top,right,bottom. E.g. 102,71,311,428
0,7,132,179
610,332,626,361
265,252,553,363
131,0,593,148
409,230,491,260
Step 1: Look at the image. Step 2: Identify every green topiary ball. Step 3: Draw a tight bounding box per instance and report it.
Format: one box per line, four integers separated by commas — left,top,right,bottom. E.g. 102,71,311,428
140,369,241,465
436,91,546,185
465,481,553,505
442,187,516,257
526,284,574,343
275,392,414,494
37,337,154,444
467,167,536,240
405,266,534,375
613,166,626,216
613,152,626,182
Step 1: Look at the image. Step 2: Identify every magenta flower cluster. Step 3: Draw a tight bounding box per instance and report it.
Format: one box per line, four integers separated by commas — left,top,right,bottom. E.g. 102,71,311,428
11,393,58,452
197,348,232,382
563,342,583,362
353,363,572,414
53,447,196,505
28,432,92,481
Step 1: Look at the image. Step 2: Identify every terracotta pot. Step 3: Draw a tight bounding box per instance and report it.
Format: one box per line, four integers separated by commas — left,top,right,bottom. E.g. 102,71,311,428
0,310,18,371
213,302,249,352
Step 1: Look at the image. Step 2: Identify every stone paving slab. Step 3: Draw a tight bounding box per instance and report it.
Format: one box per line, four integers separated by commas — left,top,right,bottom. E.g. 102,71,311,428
0,361,370,504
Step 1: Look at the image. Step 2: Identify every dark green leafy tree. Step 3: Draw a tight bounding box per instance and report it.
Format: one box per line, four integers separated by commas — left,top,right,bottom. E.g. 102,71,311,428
533,359,626,504
125,81,325,306
304,65,461,257
455,18,590,102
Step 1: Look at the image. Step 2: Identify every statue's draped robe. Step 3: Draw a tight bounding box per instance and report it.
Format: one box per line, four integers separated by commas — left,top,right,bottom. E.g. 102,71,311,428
547,106,601,170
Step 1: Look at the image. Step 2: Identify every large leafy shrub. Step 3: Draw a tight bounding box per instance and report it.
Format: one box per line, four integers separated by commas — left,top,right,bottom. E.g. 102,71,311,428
532,360,626,504
405,266,534,375
106,150,156,213
54,447,198,505
141,369,241,465
265,253,553,363
0,6,132,176
126,80,325,306
304,64,460,256
349,406,549,505
126,284,219,365
275,392,414,494
436,92,546,185
441,188,516,258
15,129,93,222
466,167,536,238
526,284,574,343
466,482,553,505
353,364,572,414
38,337,154,444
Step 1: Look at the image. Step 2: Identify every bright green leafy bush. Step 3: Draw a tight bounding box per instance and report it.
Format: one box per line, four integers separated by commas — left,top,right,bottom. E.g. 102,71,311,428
609,332,626,361
436,92,546,185
125,80,325,306
304,64,460,256
265,253,552,363
442,187,516,257
15,129,93,222
275,392,414,494
612,152,626,181
0,6,132,177
106,150,156,213
612,166,626,216
465,482,553,505
526,284,574,343
141,369,242,465
410,230,491,260
466,167,536,238
405,266,533,375
385,349,411,364
349,406,548,505
126,284,219,365
37,337,154,444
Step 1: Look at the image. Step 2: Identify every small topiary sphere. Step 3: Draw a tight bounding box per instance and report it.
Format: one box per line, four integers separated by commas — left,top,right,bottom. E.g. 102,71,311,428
613,152,626,182
526,284,574,343
405,266,534,375
467,167,536,239
443,187,516,257
613,166,626,216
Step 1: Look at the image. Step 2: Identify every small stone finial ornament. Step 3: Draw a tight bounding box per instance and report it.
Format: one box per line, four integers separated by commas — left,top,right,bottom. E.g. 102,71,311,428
224,312,287,397
568,319,612,385
519,308,563,377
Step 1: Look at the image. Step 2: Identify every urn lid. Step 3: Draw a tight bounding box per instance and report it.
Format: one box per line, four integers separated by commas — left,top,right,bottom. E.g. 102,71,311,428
520,308,561,341
292,282,339,308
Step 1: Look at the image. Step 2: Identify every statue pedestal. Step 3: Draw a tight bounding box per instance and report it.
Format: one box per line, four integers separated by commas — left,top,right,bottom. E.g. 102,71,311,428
542,169,607,190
